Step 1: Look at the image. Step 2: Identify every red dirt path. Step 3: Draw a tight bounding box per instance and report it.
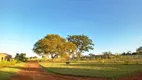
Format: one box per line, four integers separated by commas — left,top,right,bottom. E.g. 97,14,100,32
117,72,142,80
10,62,142,80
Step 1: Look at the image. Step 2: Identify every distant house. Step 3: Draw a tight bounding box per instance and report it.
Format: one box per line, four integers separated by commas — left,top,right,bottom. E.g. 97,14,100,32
95,55,105,58
0,53,12,62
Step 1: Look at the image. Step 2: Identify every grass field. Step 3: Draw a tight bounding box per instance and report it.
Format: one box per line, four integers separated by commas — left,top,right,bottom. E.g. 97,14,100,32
40,62,142,79
0,63,25,80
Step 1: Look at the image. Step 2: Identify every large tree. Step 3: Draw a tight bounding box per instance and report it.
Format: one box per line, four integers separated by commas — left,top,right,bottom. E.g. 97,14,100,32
15,53,27,62
33,34,76,60
67,34,94,59
103,51,113,58
136,46,142,54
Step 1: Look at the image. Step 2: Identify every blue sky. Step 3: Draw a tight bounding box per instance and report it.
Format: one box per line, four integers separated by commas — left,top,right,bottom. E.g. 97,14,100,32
0,0,142,57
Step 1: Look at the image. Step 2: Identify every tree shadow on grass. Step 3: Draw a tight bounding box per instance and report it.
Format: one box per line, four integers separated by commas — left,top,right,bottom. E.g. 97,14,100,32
0,66,36,80
64,63,142,67
0,71,15,80
42,66,142,80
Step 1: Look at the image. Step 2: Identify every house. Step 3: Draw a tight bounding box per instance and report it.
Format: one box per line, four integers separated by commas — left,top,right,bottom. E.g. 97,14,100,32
95,55,105,58
0,53,12,62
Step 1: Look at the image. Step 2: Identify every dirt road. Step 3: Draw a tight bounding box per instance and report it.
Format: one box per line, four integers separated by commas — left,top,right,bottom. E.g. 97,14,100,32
10,62,142,80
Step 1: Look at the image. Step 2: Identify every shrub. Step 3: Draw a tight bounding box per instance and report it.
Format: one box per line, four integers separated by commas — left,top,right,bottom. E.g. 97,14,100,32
66,62,70,65
0,59,17,68
97,59,105,63
10,59,17,65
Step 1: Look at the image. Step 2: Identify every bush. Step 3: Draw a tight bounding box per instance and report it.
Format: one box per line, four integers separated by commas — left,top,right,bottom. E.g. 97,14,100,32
97,59,105,63
0,59,17,68
65,62,70,65
10,59,17,65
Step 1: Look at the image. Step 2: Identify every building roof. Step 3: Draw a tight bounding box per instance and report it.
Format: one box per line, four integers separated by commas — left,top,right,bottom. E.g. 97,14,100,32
0,53,12,56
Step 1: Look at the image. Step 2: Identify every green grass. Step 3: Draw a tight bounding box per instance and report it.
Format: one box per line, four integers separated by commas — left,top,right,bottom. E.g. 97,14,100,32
0,63,25,80
0,60,17,68
40,62,142,79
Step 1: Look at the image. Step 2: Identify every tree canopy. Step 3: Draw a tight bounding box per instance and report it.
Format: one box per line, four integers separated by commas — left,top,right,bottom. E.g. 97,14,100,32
103,51,113,58
33,34,76,59
67,34,94,59
15,53,27,62
136,46,142,54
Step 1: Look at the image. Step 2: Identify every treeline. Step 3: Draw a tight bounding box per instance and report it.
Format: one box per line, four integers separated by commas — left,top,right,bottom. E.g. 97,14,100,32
122,47,142,55
82,46,142,60
32,34,142,61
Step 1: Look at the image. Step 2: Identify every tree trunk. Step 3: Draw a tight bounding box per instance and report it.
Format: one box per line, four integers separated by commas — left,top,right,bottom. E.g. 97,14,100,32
51,54,58,61
76,51,81,61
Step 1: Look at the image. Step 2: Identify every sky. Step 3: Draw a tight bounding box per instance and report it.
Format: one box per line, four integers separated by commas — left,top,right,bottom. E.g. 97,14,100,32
0,0,142,57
